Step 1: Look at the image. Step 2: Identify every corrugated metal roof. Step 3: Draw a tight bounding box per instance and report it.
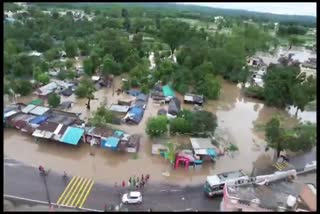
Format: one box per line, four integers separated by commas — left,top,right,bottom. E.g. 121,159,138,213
36,121,59,132
87,127,113,138
190,138,215,150
60,126,84,145
22,104,37,114
29,106,50,116
4,110,18,119
109,104,130,113
38,82,58,93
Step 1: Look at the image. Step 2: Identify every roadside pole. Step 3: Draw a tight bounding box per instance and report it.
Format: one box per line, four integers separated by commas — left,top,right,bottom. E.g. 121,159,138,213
41,172,52,208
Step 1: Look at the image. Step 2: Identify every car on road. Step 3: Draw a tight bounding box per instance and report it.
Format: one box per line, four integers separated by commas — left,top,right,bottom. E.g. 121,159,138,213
122,191,142,204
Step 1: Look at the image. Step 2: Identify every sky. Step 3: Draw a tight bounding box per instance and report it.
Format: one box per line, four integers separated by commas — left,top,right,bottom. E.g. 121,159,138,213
177,3,317,17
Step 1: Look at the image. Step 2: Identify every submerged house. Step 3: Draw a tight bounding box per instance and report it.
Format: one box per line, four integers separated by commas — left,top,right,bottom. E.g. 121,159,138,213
34,82,58,98
58,126,85,146
123,106,145,124
84,127,114,145
184,94,204,105
133,93,149,109
168,97,181,116
190,138,221,162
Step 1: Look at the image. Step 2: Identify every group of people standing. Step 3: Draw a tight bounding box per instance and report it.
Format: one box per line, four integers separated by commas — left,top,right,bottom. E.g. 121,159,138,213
115,174,150,190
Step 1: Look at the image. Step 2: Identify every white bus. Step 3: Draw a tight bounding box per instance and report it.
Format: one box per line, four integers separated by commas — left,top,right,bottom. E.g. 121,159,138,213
204,170,248,197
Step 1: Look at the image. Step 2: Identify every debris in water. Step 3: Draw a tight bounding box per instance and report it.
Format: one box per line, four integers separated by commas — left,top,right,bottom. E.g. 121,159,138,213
162,171,170,177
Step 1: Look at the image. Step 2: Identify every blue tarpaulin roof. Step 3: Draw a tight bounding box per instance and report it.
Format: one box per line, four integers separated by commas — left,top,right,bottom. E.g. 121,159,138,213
127,107,144,123
101,137,120,149
29,115,49,125
207,148,217,157
60,127,84,145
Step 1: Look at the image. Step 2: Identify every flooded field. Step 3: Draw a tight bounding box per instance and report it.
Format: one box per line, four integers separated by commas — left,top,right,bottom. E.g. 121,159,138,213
4,77,316,186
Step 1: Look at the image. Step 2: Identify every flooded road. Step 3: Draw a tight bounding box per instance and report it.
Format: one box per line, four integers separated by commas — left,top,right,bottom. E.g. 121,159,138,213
4,77,316,186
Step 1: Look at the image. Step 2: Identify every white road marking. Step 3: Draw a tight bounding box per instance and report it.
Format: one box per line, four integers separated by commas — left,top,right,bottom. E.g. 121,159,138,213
4,163,22,167
3,194,103,212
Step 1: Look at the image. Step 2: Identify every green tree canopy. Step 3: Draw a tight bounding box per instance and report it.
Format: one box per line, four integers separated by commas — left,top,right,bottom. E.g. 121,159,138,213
170,117,191,134
48,93,61,108
146,116,168,138
75,78,95,98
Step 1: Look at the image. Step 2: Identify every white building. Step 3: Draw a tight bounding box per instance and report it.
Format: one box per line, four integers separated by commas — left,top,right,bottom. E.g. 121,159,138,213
221,170,317,212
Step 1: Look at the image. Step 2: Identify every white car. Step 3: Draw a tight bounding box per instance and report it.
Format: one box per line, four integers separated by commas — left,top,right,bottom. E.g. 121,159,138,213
122,191,142,204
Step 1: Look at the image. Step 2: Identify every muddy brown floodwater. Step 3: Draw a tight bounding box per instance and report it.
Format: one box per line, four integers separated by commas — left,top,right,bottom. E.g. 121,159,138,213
4,76,315,186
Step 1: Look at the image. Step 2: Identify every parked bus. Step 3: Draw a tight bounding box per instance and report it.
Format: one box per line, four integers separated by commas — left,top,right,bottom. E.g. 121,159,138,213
204,170,248,197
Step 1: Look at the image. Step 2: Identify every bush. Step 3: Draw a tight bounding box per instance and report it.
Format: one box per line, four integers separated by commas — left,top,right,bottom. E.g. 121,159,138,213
170,117,191,134
48,93,61,108
146,116,168,138
244,85,265,100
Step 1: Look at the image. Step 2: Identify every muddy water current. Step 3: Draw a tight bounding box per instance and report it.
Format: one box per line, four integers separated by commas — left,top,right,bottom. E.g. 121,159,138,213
4,77,316,186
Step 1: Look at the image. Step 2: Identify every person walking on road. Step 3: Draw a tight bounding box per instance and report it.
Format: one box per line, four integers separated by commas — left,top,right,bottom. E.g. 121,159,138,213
141,174,144,182
146,174,150,183
132,177,136,188
136,177,140,187
122,180,126,188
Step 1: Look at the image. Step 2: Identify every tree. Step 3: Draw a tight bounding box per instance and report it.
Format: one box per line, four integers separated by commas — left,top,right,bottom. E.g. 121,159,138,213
13,80,33,96
102,55,120,76
66,70,76,80
64,38,78,58
83,58,94,76
155,13,161,30
191,111,218,134
288,36,304,49
66,59,74,69
123,17,131,32
36,72,50,85
48,93,61,108
196,74,221,100
84,6,91,15
265,117,316,161
170,118,191,134
75,78,95,98
160,20,190,55
77,40,90,56
265,117,282,161
146,116,168,138
165,141,178,165
263,64,302,108
121,8,129,18
244,85,265,100
89,106,114,127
